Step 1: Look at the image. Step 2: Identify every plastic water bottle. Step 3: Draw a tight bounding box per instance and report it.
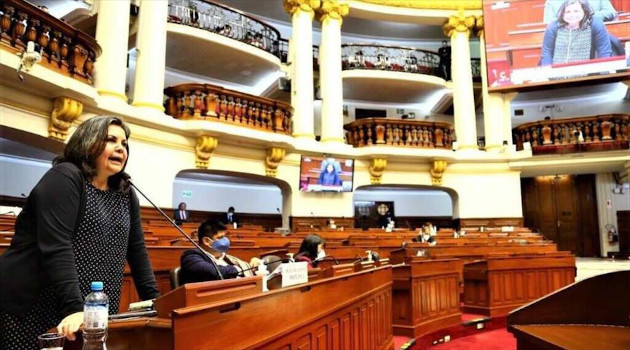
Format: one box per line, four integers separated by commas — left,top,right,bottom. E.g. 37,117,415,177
257,263,269,292
83,281,108,350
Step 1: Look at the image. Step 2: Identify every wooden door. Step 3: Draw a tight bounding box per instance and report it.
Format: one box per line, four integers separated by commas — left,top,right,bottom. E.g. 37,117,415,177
521,175,600,256
555,176,578,253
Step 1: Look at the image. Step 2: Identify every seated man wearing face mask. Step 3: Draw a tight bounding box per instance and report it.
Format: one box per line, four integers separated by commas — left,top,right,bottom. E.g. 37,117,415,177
179,219,261,284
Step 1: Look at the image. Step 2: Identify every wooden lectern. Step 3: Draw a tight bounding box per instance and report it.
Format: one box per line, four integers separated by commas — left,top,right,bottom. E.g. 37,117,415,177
508,270,630,350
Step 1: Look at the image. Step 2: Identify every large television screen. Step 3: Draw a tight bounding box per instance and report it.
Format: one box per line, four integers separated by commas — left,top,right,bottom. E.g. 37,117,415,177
483,0,630,89
299,156,355,192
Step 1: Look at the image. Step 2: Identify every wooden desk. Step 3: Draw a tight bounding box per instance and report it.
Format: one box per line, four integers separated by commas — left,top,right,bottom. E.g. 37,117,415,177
390,256,461,338
463,254,575,316
100,265,395,350
510,325,630,350
508,270,630,350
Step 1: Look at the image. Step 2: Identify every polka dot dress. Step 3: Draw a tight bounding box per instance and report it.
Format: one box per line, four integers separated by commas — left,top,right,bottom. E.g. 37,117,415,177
0,181,130,350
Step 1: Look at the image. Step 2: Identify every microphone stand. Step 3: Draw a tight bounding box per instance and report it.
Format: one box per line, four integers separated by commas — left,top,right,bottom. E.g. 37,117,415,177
310,212,323,230
128,180,224,280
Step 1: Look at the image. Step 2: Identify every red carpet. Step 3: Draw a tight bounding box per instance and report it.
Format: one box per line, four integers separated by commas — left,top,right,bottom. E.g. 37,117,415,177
394,335,412,349
427,328,516,350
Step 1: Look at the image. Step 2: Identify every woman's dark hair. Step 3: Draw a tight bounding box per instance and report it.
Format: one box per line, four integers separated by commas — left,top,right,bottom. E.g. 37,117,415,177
556,0,593,29
295,234,325,261
197,219,226,245
53,116,131,192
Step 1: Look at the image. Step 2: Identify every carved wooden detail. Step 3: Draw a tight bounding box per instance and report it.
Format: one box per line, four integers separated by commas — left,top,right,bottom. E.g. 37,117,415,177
48,97,83,141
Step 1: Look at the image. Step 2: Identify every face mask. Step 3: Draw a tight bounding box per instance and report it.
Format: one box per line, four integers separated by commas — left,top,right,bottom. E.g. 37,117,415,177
423,234,431,242
316,249,326,261
211,237,230,253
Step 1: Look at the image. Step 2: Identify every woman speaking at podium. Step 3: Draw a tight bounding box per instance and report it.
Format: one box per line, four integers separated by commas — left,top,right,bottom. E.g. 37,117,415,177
0,116,159,349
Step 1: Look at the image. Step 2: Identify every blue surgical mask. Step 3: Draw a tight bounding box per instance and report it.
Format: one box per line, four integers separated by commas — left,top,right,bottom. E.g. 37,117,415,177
211,237,230,253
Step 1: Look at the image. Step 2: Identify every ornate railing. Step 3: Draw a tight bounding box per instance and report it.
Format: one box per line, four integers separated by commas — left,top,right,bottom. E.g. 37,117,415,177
164,83,293,134
168,0,281,57
342,44,440,76
344,118,454,149
513,114,629,154
341,44,481,80
0,0,101,84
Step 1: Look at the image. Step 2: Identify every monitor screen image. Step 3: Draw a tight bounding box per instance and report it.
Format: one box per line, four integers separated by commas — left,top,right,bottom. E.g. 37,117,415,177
482,0,630,90
299,156,355,192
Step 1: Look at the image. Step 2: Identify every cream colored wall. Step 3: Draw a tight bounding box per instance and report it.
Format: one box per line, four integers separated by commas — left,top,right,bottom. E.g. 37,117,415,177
444,167,523,219
595,173,630,257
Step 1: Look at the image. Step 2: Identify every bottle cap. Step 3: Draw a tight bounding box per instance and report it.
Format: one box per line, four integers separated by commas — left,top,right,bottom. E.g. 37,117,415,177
90,281,104,291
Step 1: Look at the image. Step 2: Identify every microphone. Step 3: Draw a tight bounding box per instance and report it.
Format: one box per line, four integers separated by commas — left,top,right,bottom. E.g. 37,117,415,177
238,257,286,274
276,208,281,214
126,178,224,280
315,255,339,265
405,220,413,230
310,211,323,230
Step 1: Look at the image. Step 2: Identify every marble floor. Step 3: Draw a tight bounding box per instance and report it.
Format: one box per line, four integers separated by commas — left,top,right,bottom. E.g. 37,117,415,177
575,257,630,281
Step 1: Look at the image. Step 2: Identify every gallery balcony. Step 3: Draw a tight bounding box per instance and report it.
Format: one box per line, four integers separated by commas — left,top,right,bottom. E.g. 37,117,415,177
166,0,282,88
344,118,454,150
0,0,101,85
164,83,293,135
513,114,629,155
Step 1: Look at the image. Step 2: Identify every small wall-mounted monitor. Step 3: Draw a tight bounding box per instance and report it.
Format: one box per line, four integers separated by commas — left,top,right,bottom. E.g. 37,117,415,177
299,156,354,192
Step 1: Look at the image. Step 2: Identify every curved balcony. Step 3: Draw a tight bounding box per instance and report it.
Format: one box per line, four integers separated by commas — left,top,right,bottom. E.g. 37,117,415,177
164,83,293,135
513,114,629,155
0,0,101,84
168,0,280,56
344,118,454,149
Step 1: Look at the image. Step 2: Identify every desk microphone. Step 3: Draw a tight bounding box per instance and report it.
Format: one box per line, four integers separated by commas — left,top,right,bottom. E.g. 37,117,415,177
310,211,323,230
316,255,339,265
126,177,224,280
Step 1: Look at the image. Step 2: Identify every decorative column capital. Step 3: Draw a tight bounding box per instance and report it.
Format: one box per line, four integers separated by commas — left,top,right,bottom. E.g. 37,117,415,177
475,15,484,36
265,147,286,177
283,0,321,19
317,0,349,25
369,158,387,184
195,135,218,169
49,97,83,141
443,11,476,37
430,160,448,186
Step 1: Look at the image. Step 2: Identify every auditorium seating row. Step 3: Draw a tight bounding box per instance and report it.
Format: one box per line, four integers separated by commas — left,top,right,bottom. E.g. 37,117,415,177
0,213,577,349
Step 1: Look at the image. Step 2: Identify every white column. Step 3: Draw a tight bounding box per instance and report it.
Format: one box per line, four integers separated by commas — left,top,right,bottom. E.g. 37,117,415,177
284,1,319,140
445,14,477,151
502,92,518,149
94,0,131,106
131,0,169,115
318,1,348,144
477,18,502,152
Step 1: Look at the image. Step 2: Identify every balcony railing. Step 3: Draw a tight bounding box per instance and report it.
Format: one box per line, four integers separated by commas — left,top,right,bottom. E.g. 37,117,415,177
168,0,281,57
513,114,629,154
164,83,293,135
344,118,454,149
0,0,101,84
342,44,481,80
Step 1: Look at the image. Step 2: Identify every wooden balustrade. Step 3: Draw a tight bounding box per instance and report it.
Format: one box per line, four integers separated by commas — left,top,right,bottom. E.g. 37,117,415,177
513,114,629,154
164,83,293,134
0,0,101,84
344,118,454,149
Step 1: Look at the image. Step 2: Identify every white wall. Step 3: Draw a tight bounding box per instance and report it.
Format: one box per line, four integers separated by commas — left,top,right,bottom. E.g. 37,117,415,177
595,173,630,257
354,190,452,216
0,156,51,198
172,178,282,214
